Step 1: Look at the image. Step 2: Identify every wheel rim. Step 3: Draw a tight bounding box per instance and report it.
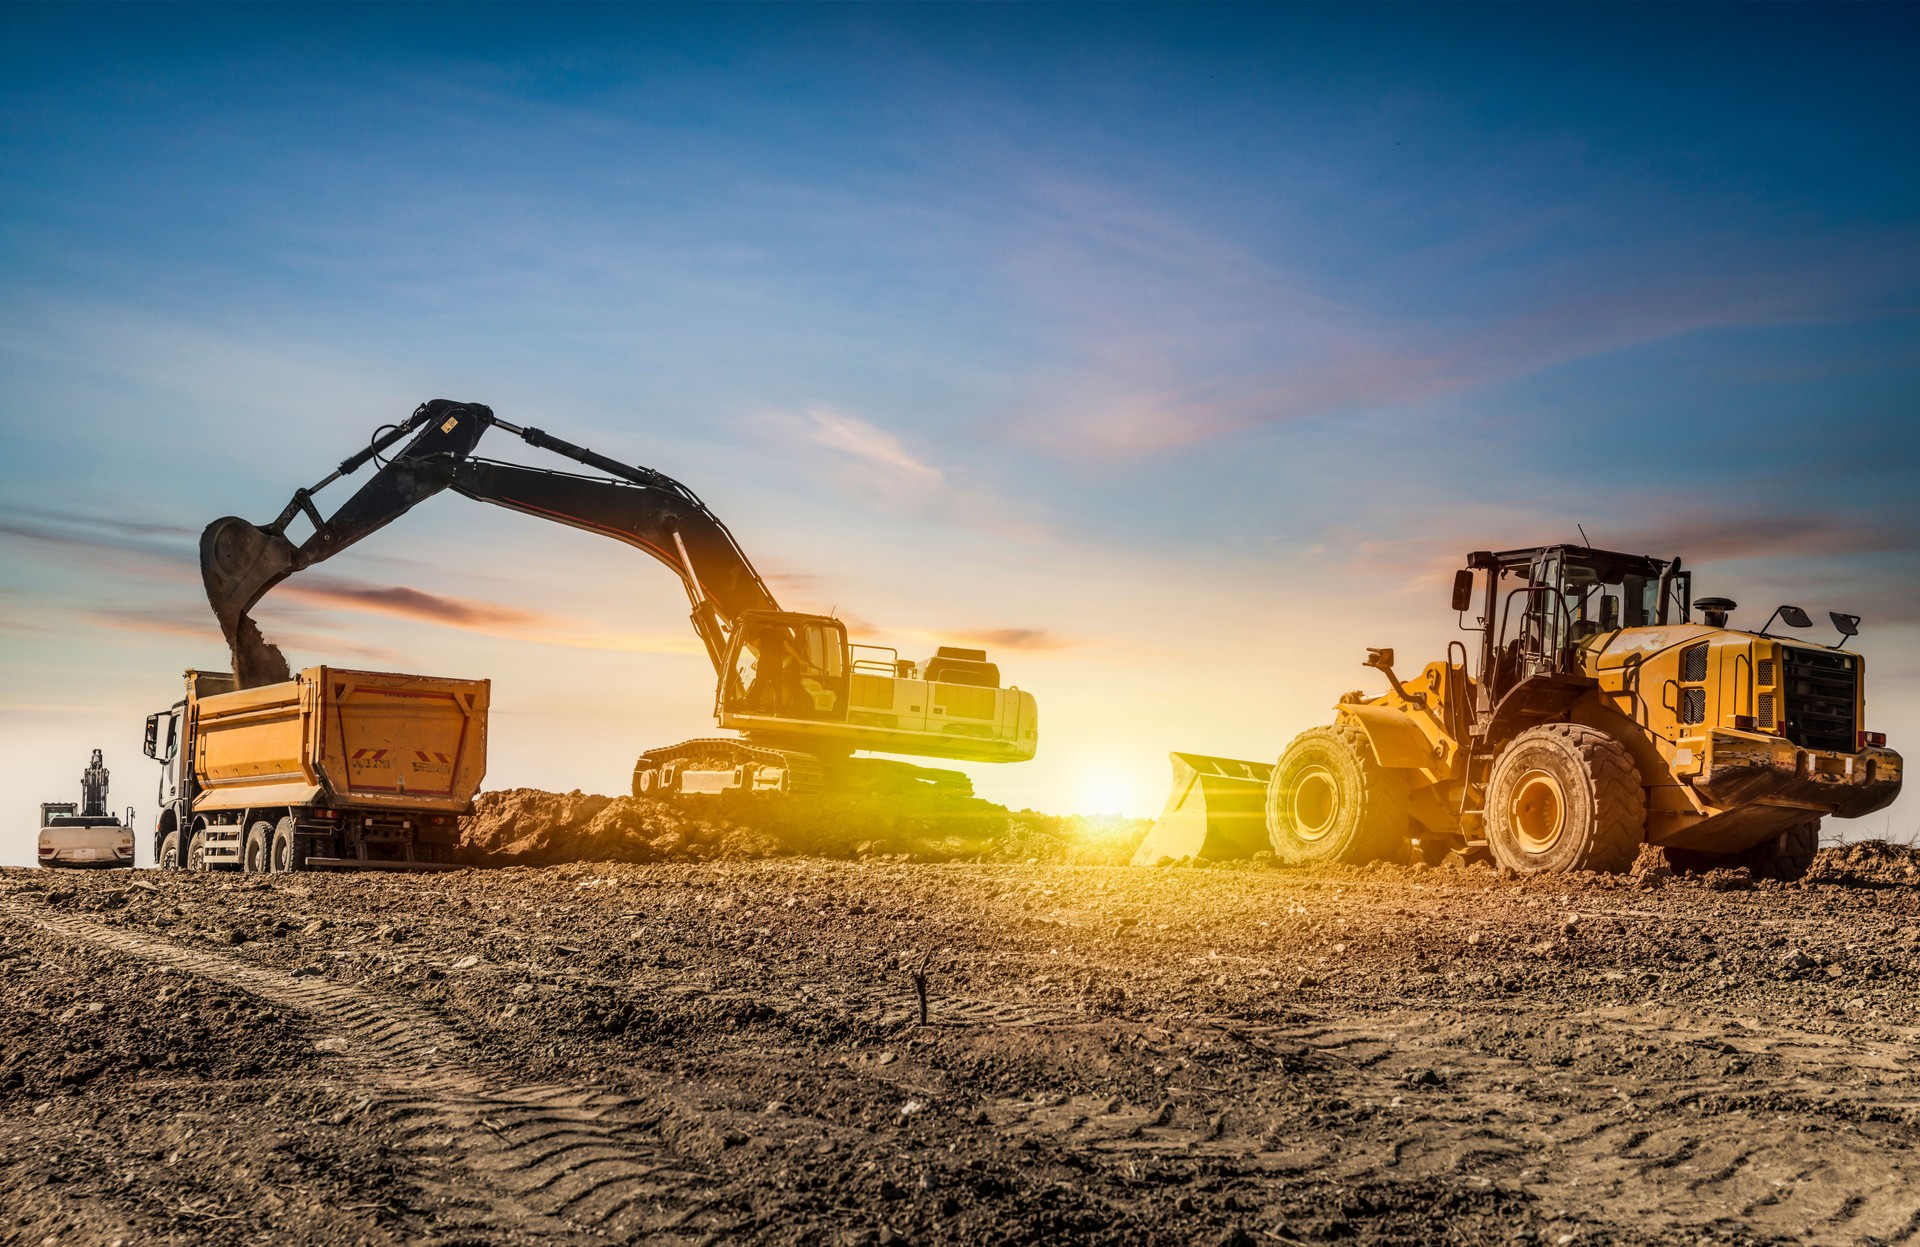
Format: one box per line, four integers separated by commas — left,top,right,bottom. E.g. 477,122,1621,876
1509,768,1565,854
1291,765,1340,842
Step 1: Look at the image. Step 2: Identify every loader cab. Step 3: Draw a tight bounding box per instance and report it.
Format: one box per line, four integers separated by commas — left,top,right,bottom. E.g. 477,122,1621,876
1462,546,1690,706
719,610,850,723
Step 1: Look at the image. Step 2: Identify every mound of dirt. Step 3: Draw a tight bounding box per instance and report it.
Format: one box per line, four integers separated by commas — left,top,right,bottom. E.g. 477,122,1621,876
1806,838,1920,884
458,787,1150,867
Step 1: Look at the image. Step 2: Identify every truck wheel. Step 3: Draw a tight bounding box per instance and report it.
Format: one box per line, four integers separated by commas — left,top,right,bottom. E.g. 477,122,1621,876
270,816,305,873
243,822,274,873
1266,724,1410,866
158,831,182,871
1485,724,1644,874
1666,819,1820,882
186,830,212,872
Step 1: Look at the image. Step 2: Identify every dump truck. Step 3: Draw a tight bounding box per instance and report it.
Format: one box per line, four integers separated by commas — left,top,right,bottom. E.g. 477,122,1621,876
197,398,1037,799
142,666,489,872
1142,544,1902,880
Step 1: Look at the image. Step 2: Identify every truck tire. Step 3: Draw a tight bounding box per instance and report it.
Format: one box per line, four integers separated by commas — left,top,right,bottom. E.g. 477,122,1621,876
1266,724,1410,866
270,816,305,873
186,830,212,872
243,821,274,873
1485,724,1644,874
1665,819,1820,882
158,831,182,871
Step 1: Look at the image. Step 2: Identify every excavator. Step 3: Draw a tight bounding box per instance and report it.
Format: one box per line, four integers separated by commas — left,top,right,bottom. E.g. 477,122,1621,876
199,399,1039,798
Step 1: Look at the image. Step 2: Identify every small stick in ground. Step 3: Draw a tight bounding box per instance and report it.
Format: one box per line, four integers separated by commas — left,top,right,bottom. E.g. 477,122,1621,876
910,950,934,1025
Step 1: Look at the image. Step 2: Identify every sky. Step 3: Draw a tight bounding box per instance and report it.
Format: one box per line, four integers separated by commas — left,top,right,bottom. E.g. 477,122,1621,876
3,3,1918,867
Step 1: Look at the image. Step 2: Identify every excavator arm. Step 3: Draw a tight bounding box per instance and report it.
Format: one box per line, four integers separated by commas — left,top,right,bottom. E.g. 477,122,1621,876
202,399,781,688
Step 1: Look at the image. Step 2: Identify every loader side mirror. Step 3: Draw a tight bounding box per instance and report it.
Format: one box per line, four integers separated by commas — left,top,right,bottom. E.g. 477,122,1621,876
1831,611,1861,639
1778,605,1812,629
142,713,160,759
1450,569,1475,614
1600,595,1620,631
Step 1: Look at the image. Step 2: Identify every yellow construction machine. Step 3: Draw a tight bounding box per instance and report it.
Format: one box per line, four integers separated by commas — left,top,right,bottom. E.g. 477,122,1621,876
1139,544,1901,879
199,399,1038,799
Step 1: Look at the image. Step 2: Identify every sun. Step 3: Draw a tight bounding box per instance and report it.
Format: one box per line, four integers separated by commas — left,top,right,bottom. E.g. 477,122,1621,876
1071,765,1152,818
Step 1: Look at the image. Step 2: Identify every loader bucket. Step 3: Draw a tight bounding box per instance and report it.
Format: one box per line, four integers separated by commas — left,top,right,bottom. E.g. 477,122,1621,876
1131,752,1276,866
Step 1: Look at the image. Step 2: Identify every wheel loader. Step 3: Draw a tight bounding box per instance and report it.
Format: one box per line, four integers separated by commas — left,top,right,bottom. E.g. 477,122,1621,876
1137,544,1902,879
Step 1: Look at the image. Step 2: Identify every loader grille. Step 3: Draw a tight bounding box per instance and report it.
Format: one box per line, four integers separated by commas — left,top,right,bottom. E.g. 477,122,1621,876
1757,659,1775,687
1779,646,1858,754
1756,693,1775,729
1681,643,1709,683
1680,687,1707,725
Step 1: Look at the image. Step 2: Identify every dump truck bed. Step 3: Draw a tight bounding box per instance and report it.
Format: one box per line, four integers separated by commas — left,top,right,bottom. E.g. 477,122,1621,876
191,666,489,814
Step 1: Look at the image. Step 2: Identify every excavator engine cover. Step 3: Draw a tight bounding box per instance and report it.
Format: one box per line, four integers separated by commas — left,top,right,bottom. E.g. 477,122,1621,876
1132,752,1275,865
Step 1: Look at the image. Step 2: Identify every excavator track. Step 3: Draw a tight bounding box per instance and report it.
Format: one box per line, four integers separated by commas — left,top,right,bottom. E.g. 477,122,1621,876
632,739,824,798
631,740,972,800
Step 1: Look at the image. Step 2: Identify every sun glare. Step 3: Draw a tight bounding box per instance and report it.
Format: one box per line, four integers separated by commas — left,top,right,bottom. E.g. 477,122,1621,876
1071,765,1153,818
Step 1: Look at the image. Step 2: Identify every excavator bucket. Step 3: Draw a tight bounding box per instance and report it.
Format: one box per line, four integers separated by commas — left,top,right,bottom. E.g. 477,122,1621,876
1131,752,1276,866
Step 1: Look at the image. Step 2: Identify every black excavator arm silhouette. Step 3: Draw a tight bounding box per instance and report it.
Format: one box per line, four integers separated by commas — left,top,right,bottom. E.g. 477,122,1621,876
201,399,783,688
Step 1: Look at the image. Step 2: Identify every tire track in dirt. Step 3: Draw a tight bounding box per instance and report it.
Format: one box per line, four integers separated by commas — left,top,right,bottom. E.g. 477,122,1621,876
9,902,736,1245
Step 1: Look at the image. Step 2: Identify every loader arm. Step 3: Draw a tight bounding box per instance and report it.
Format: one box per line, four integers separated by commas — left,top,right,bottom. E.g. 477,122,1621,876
201,399,782,687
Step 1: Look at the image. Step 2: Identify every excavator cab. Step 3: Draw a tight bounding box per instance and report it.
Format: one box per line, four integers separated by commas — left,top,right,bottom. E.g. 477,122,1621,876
720,611,850,723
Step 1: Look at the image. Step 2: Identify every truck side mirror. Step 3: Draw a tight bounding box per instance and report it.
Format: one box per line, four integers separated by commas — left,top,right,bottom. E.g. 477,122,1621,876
1830,611,1860,638
143,713,160,759
1450,569,1475,614
1600,595,1620,631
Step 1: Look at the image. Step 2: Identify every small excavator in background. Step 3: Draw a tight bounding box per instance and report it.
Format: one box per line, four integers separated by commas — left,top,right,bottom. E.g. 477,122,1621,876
199,399,1038,799
1140,543,1901,879
38,749,135,868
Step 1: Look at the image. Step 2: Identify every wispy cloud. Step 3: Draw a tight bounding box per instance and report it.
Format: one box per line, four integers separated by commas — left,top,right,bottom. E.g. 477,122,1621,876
263,575,701,655
993,172,1920,457
758,404,1050,541
947,627,1077,652
278,577,554,630
799,407,943,484
0,505,700,656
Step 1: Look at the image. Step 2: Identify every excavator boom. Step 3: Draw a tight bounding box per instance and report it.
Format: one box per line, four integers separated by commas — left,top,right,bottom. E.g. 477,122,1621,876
202,399,777,686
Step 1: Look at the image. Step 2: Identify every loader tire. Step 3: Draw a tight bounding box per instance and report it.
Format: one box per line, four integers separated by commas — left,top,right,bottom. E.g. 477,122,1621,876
243,821,273,873
158,831,182,871
1665,819,1819,882
1266,724,1410,867
1485,724,1644,874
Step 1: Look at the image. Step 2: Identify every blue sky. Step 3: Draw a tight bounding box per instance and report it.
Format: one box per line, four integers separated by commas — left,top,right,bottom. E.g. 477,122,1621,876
3,4,1918,863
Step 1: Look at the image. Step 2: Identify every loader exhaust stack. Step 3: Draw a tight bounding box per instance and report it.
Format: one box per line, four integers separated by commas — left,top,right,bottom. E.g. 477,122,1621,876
1131,752,1274,865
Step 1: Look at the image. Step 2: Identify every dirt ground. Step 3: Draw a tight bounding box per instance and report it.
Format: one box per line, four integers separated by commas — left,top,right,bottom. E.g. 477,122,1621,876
7,846,1920,1246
